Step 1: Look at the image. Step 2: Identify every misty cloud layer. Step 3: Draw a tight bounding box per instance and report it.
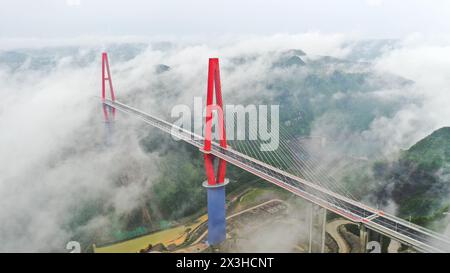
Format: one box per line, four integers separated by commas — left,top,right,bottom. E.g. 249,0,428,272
0,33,449,251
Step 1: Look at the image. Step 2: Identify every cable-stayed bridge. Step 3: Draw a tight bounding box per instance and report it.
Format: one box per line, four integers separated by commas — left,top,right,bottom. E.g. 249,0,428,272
102,99,450,253
99,53,450,253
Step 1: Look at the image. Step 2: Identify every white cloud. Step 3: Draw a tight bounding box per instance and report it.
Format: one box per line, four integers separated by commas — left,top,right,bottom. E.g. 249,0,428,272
1,33,450,251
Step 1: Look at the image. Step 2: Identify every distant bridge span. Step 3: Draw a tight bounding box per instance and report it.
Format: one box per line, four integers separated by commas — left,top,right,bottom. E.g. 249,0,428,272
103,99,450,253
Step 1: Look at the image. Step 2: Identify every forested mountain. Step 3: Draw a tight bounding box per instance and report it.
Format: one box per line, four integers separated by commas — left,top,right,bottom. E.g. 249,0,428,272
373,127,450,227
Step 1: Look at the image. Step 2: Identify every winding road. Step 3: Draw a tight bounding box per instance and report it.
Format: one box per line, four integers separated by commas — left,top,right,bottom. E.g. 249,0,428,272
326,219,351,253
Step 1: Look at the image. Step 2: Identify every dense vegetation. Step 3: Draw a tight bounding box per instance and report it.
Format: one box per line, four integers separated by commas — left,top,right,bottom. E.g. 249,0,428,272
373,127,450,227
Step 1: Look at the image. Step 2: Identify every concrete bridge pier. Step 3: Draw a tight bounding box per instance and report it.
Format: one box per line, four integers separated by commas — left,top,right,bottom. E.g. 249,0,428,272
203,179,229,246
104,114,114,146
308,203,327,253
359,224,369,253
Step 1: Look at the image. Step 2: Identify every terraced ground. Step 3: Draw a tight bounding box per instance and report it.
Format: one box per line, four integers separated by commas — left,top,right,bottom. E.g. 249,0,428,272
93,214,207,253
93,186,280,253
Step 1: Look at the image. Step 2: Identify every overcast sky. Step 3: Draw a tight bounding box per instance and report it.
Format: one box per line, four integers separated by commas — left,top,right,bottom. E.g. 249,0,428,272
1,0,450,39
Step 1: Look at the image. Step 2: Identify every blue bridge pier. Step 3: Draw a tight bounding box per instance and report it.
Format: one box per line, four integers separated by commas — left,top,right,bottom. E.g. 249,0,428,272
203,178,229,246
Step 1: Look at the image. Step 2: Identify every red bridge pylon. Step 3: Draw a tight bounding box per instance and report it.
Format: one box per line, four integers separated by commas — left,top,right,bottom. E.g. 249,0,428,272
203,58,227,186
101,52,116,122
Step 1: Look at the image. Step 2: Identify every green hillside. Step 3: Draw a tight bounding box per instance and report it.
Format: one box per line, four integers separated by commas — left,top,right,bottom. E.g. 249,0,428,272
403,127,450,171
375,127,450,228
